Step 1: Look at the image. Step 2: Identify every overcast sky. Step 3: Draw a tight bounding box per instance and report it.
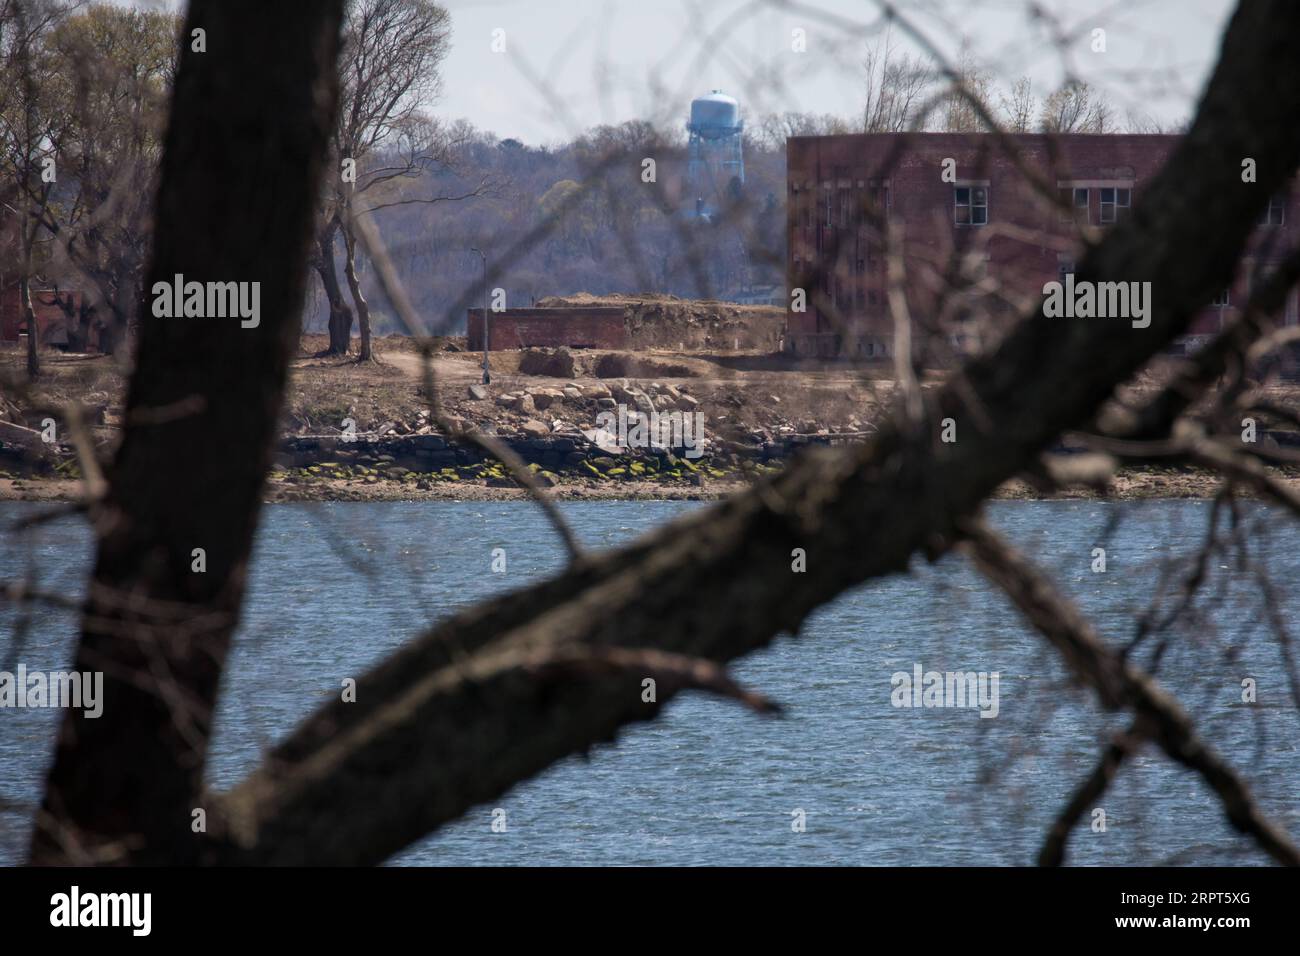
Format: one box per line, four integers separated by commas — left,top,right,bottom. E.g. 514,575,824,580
433,0,1235,143
130,0,1237,144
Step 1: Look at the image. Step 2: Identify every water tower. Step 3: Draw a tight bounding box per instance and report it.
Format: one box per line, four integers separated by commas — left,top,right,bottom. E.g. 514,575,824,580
685,90,744,221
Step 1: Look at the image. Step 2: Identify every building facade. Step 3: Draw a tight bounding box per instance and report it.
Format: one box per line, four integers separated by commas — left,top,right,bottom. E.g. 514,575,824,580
785,132,1297,358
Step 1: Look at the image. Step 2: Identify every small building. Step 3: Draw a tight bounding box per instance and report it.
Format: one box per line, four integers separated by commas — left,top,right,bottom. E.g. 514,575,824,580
0,282,99,351
467,307,627,351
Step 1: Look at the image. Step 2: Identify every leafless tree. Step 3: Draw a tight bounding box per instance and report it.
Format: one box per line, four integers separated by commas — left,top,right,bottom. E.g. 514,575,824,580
861,28,933,133
1040,79,1115,134
940,44,993,133
34,4,176,355
316,0,454,360
0,0,74,378
999,76,1036,133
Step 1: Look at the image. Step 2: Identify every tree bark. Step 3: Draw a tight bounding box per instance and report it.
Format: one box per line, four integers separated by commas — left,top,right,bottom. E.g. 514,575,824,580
317,222,354,355
341,218,374,361
30,0,345,865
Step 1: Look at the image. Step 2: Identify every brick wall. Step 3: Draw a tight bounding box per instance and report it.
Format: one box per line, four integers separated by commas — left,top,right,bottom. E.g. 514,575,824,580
786,132,1298,358
0,286,94,350
467,307,627,350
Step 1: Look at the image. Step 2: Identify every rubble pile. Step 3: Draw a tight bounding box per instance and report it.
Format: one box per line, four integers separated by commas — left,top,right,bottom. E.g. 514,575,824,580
535,292,783,351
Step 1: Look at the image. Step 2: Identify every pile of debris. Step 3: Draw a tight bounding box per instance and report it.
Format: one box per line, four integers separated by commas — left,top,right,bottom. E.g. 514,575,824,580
514,346,696,380
465,378,700,443
535,293,783,351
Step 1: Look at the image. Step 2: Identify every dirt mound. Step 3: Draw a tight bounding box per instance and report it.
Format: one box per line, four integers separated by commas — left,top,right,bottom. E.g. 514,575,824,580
518,347,577,378
535,293,783,351
592,353,695,379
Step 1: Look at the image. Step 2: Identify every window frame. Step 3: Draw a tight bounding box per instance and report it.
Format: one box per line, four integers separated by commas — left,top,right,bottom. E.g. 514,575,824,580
1099,186,1131,224
1059,187,1090,224
954,185,988,227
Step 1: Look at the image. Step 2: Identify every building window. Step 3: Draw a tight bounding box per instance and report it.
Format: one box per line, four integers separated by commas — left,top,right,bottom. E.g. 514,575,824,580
855,258,865,274
1211,288,1230,308
1258,194,1286,226
1058,259,1075,284
955,186,987,226
1099,187,1130,224
825,194,833,227
1059,187,1089,223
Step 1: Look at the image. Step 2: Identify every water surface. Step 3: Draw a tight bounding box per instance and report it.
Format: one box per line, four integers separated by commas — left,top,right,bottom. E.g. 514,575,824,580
2,498,1296,865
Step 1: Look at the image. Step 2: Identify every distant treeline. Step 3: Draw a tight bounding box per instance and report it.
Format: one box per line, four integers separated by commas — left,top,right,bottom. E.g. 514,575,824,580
329,118,791,339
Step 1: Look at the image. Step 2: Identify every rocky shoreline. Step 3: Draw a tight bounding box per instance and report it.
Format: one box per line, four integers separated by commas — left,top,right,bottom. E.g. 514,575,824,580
1,464,1290,505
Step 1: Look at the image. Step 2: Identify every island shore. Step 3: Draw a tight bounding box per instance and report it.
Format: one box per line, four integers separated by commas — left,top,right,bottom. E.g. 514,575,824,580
1,466,1287,505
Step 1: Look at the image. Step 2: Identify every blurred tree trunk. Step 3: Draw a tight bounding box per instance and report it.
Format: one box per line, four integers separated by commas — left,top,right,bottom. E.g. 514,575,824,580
30,0,345,865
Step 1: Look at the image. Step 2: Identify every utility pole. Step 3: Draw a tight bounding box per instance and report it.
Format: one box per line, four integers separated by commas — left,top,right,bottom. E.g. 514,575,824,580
470,247,489,384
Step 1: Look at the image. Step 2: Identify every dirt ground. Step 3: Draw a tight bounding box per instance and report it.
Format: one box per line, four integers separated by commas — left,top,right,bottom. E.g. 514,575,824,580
4,333,1299,503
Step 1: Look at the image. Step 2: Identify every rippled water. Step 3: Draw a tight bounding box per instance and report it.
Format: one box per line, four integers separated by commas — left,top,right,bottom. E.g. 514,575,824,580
2,498,1297,865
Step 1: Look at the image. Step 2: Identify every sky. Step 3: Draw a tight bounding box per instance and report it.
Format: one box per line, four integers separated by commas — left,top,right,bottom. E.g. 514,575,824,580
435,0,1236,144
127,0,1238,144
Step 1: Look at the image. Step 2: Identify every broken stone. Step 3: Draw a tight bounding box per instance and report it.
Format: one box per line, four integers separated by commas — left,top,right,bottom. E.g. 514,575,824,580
531,388,564,411
468,384,489,400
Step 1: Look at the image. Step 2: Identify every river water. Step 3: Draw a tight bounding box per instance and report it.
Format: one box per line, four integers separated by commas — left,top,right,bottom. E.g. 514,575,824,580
1,498,1296,865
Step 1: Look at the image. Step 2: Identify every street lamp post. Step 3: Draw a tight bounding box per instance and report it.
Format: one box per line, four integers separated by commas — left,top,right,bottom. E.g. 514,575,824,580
470,246,489,385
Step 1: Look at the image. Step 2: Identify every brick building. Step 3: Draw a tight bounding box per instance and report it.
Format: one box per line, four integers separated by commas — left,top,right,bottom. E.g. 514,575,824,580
785,132,1297,358
467,307,627,351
